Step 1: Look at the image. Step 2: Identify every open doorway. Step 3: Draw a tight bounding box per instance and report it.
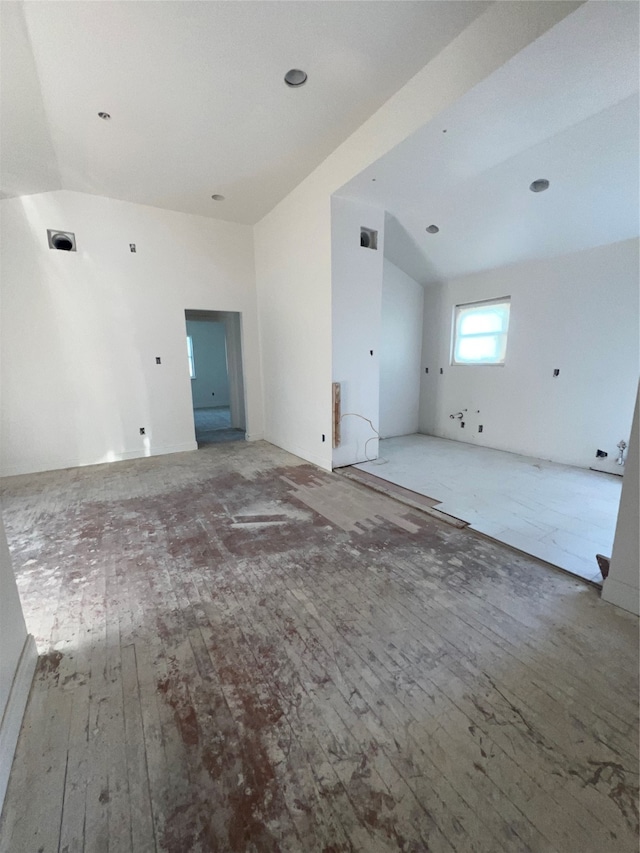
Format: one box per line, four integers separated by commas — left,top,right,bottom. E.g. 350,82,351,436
184,310,246,446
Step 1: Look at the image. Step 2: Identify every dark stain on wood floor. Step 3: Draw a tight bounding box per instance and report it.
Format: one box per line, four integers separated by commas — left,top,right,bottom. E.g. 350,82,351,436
0,440,637,852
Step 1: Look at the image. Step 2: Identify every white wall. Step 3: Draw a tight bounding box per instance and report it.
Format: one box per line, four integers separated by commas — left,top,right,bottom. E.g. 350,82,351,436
331,197,385,467
603,384,640,615
186,320,230,409
0,515,36,812
380,259,424,439
0,191,263,476
0,517,28,730
254,2,577,471
419,239,639,470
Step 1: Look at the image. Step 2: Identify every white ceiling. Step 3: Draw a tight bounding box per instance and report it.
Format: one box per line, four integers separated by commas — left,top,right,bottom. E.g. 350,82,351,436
1,0,490,223
338,0,640,284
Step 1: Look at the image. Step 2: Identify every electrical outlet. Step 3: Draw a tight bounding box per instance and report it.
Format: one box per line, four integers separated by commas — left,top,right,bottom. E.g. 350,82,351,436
425,367,429,374
139,427,145,435
322,434,326,442
460,421,465,428
553,369,560,377
440,368,443,374
155,357,161,364
478,425,483,433
129,243,136,253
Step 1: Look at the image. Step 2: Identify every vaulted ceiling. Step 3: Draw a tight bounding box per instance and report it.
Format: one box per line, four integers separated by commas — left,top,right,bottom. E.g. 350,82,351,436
338,0,640,283
0,0,489,223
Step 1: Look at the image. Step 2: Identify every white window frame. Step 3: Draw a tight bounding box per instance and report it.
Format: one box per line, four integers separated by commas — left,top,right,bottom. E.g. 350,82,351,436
451,297,511,366
187,335,196,379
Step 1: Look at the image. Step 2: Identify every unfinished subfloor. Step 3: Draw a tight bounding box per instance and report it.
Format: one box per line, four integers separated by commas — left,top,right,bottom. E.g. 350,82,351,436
0,440,637,853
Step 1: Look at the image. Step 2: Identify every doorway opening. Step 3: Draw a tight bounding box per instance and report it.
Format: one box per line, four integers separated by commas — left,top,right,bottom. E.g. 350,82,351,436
184,310,246,446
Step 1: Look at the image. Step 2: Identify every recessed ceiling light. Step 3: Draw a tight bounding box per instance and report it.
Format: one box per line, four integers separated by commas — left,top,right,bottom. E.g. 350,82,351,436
98,111,111,120
211,194,225,201
426,225,439,234
530,178,550,193
284,69,307,88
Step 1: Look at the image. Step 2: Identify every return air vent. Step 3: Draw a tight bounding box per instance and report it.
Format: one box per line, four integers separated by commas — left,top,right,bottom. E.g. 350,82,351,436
47,230,76,252
360,227,378,250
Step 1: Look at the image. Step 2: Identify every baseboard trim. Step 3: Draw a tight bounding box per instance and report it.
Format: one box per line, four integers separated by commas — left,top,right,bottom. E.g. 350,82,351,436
150,442,198,456
1,443,199,478
264,436,332,471
602,577,640,616
0,634,37,813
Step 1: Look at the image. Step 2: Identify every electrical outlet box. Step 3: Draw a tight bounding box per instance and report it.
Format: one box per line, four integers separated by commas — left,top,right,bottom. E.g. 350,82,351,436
139,427,145,435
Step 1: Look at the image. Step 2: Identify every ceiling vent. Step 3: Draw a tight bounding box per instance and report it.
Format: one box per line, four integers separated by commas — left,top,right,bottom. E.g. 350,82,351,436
47,230,76,252
360,227,378,250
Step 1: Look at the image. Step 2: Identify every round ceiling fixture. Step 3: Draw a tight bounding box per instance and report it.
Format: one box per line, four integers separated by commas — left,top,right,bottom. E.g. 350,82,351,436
426,224,440,234
211,194,225,201
98,111,111,120
284,69,307,88
529,178,550,193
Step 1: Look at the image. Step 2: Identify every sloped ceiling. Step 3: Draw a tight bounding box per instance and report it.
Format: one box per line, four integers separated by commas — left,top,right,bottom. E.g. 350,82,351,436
338,0,639,284
0,0,490,223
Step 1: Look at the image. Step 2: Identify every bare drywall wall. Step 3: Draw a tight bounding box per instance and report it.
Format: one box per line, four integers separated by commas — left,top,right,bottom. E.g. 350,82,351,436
0,191,263,476
186,320,230,409
331,197,385,467
253,2,578,471
380,260,424,439
603,384,640,615
419,238,639,469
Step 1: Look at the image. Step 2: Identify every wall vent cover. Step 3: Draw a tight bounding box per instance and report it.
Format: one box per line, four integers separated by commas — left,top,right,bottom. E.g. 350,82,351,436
47,230,76,252
360,227,378,250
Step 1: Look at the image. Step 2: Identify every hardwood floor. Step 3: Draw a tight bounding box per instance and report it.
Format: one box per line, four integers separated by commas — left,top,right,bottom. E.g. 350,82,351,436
0,441,637,852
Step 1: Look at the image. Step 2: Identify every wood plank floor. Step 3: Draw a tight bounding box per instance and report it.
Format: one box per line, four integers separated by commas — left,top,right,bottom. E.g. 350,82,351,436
0,440,637,853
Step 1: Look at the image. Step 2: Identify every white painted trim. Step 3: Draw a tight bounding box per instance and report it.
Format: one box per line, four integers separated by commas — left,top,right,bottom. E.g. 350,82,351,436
602,577,640,616
264,436,332,471
0,634,37,813
0,442,198,478
149,442,198,458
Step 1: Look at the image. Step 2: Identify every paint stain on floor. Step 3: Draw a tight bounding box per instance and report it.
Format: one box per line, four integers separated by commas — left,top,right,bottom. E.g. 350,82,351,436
0,441,637,853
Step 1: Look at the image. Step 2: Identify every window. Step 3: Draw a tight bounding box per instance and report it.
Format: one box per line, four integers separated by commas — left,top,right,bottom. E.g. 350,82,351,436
452,297,510,365
187,335,196,378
